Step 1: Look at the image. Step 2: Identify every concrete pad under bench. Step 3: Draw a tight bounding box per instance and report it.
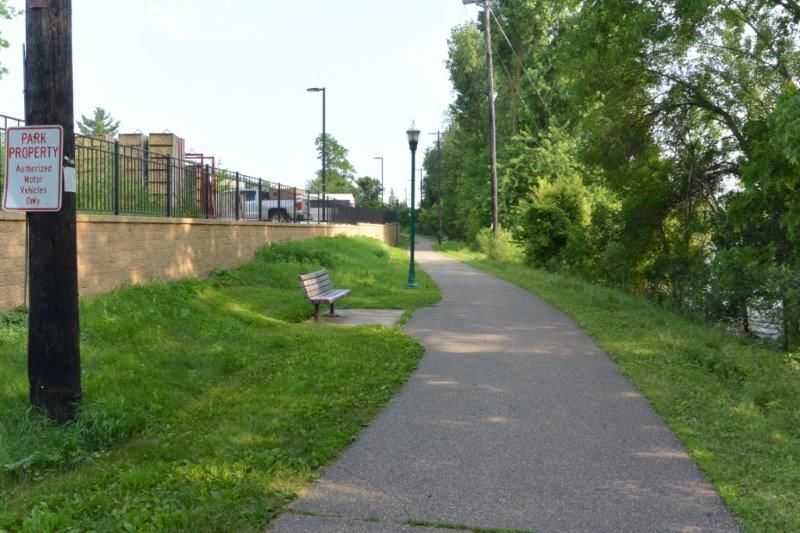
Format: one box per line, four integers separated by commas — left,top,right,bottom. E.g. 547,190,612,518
308,308,404,327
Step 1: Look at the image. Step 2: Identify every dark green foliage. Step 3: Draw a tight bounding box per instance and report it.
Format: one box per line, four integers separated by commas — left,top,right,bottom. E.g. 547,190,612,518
208,267,246,287
516,203,570,267
354,176,383,207
0,308,25,328
436,0,800,348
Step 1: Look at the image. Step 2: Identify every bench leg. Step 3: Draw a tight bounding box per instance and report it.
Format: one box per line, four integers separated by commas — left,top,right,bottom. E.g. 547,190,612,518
314,303,320,320
327,303,337,317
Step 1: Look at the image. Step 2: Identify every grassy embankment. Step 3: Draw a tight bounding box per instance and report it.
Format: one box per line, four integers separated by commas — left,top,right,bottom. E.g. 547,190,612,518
434,240,799,532
0,236,439,531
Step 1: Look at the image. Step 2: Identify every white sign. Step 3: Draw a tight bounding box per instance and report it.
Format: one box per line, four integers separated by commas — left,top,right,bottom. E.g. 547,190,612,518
3,125,64,212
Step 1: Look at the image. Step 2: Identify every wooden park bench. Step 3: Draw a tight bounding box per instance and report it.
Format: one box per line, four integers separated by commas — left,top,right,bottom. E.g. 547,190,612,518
298,269,351,320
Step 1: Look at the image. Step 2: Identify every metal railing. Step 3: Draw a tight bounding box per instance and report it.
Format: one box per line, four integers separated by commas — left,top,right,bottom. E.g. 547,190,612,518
1,113,396,225
0,114,25,194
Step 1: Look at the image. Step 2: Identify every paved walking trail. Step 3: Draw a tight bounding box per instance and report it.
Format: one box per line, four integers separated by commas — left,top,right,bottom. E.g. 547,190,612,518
272,240,739,532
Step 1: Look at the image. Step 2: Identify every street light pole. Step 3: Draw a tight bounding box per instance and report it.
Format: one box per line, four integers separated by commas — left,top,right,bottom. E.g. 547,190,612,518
306,87,326,222
373,156,384,204
406,122,420,289
463,0,499,233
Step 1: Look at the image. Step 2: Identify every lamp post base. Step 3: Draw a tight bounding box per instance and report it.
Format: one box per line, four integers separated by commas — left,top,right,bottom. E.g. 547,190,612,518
406,268,417,289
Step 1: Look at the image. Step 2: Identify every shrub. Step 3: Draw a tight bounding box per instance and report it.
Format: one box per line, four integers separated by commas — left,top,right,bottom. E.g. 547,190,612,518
475,227,518,262
515,203,571,267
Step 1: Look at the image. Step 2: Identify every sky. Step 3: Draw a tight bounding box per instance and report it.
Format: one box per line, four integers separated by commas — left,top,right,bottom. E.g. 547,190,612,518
0,0,481,205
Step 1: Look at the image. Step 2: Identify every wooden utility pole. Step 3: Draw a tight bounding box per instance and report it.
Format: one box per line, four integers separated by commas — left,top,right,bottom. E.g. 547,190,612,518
25,0,81,423
483,1,499,233
465,0,499,232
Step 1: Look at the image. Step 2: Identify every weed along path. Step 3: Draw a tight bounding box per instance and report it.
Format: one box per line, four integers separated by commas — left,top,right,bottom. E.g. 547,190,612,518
271,239,740,532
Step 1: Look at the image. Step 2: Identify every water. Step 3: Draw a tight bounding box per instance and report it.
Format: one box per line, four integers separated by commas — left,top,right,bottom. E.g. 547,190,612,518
749,309,781,340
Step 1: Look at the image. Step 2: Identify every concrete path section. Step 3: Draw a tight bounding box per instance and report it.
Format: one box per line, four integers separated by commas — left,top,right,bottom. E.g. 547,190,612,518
271,240,739,532
309,309,404,328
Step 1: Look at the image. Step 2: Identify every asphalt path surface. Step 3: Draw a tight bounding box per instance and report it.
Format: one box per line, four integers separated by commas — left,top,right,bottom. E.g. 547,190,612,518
271,240,739,532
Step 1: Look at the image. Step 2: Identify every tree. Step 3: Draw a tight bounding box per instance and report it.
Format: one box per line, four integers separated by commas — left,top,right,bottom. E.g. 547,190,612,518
354,176,382,207
77,107,120,139
0,0,18,78
306,133,357,194
443,23,492,240
437,0,800,347
74,108,121,211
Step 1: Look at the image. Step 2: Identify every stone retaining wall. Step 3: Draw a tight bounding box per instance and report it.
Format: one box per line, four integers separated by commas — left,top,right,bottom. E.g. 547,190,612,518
0,212,398,311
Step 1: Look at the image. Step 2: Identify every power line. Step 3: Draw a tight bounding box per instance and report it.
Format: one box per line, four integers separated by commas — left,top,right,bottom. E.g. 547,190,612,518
494,45,536,123
490,8,550,114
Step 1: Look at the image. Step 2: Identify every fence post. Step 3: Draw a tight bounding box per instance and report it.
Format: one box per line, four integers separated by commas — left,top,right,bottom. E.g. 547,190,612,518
143,149,149,185
113,140,120,215
166,155,172,217
235,171,240,220
204,164,210,219
258,180,263,221
277,183,282,221
293,187,297,221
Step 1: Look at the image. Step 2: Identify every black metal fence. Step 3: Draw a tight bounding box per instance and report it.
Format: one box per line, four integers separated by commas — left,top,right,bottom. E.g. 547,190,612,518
1,113,395,225
0,114,25,194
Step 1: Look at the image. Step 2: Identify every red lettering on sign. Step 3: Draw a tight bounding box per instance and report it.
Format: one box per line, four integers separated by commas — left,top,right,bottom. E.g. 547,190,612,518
21,132,48,144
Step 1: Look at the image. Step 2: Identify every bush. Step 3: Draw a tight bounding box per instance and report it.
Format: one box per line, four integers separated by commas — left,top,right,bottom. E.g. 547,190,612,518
475,227,518,262
514,203,571,267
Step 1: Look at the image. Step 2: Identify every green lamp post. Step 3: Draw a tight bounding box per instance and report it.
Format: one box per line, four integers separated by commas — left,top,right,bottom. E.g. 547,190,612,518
406,122,420,288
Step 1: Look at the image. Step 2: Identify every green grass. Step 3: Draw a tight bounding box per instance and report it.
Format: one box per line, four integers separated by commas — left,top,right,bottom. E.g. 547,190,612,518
435,241,799,532
0,235,439,531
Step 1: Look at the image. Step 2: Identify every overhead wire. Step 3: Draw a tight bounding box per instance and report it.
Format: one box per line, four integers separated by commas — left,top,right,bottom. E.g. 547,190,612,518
494,47,537,123
489,6,550,114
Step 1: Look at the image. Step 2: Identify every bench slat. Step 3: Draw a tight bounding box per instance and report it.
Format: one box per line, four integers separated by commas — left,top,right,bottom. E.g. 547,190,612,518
309,289,339,302
303,279,333,291
300,275,332,290
309,288,351,304
298,270,328,282
300,272,331,284
304,282,334,298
